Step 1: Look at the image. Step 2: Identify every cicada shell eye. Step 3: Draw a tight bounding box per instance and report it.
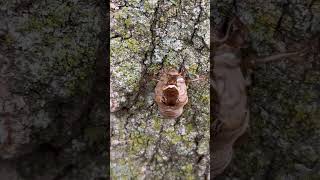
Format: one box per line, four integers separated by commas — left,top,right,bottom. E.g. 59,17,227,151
177,77,185,84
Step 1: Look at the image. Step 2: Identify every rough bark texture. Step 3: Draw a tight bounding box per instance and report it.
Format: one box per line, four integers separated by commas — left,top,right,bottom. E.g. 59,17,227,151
0,1,108,179
110,0,210,179
212,0,320,179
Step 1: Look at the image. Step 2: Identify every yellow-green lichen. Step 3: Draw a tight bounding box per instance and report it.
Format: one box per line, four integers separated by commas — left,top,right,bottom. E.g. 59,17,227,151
152,117,162,131
164,129,182,144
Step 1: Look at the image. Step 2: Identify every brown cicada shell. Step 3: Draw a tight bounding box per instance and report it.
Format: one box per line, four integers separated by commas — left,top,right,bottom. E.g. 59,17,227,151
154,68,188,119
211,16,307,178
